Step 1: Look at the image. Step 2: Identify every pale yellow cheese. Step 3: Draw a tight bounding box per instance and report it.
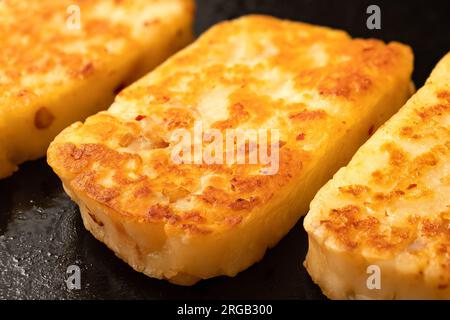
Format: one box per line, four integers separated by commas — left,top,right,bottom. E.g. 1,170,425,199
48,15,413,285
0,0,194,178
304,52,450,299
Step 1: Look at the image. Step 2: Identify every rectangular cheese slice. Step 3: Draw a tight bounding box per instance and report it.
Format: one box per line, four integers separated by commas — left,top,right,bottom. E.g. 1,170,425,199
48,15,413,285
0,0,194,178
304,52,450,299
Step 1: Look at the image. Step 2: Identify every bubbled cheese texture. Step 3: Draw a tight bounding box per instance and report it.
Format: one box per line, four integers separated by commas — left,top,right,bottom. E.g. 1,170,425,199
48,15,414,285
304,52,450,299
0,0,194,178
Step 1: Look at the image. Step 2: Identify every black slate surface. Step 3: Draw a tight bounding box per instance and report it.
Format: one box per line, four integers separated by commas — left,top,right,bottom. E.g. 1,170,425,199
0,0,449,300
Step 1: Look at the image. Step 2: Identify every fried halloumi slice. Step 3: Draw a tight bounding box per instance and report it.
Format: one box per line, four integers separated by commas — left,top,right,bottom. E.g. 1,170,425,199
304,52,450,299
48,15,413,285
0,0,194,178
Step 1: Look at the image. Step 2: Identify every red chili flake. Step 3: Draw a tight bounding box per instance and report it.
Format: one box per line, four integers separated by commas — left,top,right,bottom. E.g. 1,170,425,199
135,115,146,121
80,62,95,76
296,133,306,141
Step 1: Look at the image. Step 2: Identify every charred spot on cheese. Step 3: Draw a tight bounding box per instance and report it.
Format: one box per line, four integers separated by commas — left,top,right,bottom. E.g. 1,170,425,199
229,197,260,211
182,211,206,223
289,109,327,121
0,0,194,179
416,104,449,120
199,186,229,206
400,126,422,139
163,108,194,130
48,15,413,286
382,142,407,166
230,176,266,193
338,184,370,196
147,204,178,223
437,90,450,102
318,71,372,98
304,52,450,299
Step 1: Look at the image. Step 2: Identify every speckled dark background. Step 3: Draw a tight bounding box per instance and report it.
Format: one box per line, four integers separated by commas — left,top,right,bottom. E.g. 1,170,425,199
0,0,449,300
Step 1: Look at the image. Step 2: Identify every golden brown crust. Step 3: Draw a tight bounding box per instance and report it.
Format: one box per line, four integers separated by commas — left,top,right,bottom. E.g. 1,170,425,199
48,15,413,236
0,0,194,178
320,88,450,257
305,52,450,296
0,0,194,107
